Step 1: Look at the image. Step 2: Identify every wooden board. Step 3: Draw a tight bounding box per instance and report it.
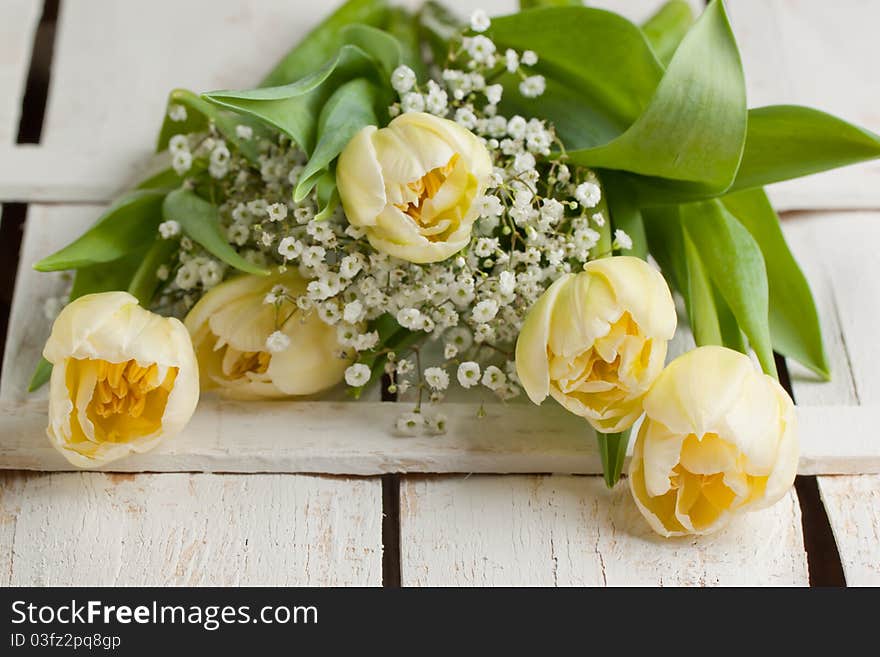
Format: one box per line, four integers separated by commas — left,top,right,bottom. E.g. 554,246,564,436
816,475,880,586
0,0,40,145
399,475,809,586
728,0,880,211
0,471,382,586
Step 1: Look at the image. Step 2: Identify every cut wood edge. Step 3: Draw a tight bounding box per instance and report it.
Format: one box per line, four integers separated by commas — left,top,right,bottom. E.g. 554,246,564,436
0,399,876,475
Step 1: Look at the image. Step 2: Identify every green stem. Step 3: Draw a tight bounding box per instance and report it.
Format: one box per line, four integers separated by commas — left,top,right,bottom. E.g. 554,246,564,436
596,429,631,488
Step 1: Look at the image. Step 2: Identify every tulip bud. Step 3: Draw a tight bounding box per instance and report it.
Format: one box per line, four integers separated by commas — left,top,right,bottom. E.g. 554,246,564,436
43,292,199,467
336,112,493,264
629,346,799,537
516,256,676,433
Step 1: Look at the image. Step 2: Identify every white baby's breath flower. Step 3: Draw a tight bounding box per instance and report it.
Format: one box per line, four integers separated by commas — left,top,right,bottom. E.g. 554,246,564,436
172,150,192,175
481,365,507,391
469,9,491,32
521,50,538,66
175,262,199,290
396,359,414,375
424,367,450,391
158,220,180,239
444,343,459,359
425,80,448,116
507,115,527,139
42,296,65,321
301,245,326,268
265,330,291,353
235,124,253,140
391,65,417,94
354,331,379,351
169,134,189,154
575,181,601,208
267,202,288,223
457,361,481,389
499,271,516,296
504,49,519,73
227,223,249,246
156,265,169,281
395,412,423,436
198,261,223,288
345,363,371,387
484,84,503,105
591,212,606,227
343,300,365,324
397,308,423,330
401,92,425,113
167,104,187,122
465,35,496,64
277,236,302,260
614,229,633,251
519,75,546,98
425,412,448,436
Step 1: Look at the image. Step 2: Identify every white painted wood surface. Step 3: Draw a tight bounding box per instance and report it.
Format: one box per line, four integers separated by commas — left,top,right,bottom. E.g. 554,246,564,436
0,471,383,586
817,475,880,586
728,0,880,211
0,0,40,145
399,475,808,586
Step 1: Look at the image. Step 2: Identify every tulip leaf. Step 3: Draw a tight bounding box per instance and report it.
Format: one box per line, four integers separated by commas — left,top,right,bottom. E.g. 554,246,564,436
127,237,179,307
722,187,829,378
642,205,686,293
203,44,385,154
489,6,663,137
314,170,340,221
340,24,404,78
682,228,723,346
565,0,747,200
260,0,390,87
163,188,268,276
385,7,427,80
136,165,182,191
294,78,380,202
641,0,694,65
418,1,463,65
604,173,647,259
34,190,166,272
597,429,630,488
730,105,880,193
28,357,52,392
679,200,776,378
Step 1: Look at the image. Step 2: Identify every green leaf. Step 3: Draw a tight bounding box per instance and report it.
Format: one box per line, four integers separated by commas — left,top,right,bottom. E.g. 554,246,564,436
520,0,582,8
566,0,746,199
679,200,777,377
260,0,390,87
730,105,880,193
28,357,53,392
136,166,182,191
340,24,404,78
642,205,686,293
597,429,631,488
418,1,462,66
385,7,427,80
489,6,663,136
682,227,722,346
204,44,384,153
294,78,380,201
127,238,178,307
69,247,151,300
314,170,340,221
604,173,647,259
163,188,268,276
641,0,694,65
34,190,166,272
722,187,829,378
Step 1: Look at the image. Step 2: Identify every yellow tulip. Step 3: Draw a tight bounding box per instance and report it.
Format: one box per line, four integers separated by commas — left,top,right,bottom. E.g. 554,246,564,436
336,111,493,264
629,346,799,537
185,270,352,399
515,256,676,433
43,292,199,468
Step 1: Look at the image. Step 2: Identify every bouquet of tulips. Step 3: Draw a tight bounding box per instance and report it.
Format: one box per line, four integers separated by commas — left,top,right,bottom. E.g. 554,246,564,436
32,0,880,536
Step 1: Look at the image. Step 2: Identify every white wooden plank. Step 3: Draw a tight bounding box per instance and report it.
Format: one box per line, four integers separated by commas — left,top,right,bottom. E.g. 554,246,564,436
399,475,808,586
0,471,382,586
728,0,880,210
1,398,877,475
817,475,880,586
0,0,702,202
0,0,40,145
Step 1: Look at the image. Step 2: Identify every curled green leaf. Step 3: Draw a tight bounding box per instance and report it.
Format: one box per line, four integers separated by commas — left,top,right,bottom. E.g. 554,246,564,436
163,188,268,276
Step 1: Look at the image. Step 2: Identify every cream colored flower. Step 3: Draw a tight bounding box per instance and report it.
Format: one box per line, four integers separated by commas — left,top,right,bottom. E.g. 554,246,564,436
336,111,492,263
43,292,199,468
629,346,799,537
515,256,676,433
185,270,352,399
